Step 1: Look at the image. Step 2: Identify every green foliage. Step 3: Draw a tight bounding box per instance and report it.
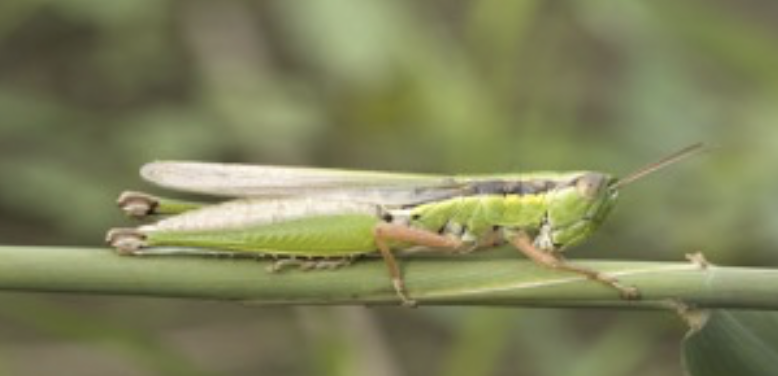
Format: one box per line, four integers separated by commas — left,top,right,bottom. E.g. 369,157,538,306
683,311,778,376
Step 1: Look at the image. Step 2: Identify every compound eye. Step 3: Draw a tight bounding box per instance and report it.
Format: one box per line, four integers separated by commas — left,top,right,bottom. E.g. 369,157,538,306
575,173,605,199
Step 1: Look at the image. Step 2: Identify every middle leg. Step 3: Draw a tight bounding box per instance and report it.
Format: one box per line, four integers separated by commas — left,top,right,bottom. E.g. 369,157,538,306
373,222,463,306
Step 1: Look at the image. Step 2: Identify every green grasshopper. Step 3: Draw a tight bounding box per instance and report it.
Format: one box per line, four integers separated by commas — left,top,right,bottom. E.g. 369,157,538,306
107,144,704,306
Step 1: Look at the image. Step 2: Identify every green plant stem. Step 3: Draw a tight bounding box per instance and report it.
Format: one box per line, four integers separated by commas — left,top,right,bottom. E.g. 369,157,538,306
0,245,776,309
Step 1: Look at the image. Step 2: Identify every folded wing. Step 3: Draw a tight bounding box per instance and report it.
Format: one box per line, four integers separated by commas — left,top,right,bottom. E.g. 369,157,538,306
141,161,469,206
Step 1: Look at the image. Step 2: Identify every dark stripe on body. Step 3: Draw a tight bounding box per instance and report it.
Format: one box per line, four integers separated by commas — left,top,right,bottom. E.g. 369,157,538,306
470,180,556,195
401,178,574,209
398,172,607,210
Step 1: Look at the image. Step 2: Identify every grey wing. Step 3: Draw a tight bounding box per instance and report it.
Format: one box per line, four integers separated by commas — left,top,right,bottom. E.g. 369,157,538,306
140,161,470,206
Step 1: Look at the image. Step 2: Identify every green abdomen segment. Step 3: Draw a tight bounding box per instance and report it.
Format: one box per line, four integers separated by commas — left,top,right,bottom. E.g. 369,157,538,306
146,214,380,257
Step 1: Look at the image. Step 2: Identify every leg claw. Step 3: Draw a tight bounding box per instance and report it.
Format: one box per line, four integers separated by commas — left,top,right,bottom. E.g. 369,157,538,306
618,285,641,300
393,279,417,307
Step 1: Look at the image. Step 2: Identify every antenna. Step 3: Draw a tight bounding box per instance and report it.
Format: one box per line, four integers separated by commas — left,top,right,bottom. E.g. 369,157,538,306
610,143,707,190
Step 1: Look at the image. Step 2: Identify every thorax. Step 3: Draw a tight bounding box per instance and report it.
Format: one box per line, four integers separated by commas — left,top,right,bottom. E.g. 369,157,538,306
385,193,550,248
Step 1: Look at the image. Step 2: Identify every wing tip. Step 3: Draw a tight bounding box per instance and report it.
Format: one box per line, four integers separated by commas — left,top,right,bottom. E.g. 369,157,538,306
139,160,185,182
140,160,162,180
139,160,232,185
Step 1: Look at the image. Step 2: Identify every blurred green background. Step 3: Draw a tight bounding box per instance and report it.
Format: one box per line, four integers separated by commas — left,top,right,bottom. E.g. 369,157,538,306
1,0,777,375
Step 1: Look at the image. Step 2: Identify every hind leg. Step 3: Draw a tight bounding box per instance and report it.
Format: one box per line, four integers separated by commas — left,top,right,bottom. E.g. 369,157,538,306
108,213,464,306
117,191,207,218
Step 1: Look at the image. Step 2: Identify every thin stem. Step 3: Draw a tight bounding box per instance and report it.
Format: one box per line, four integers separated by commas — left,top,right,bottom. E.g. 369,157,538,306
0,245,777,310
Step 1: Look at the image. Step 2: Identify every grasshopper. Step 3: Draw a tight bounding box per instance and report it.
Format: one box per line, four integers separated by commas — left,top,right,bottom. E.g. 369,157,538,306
107,144,704,306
